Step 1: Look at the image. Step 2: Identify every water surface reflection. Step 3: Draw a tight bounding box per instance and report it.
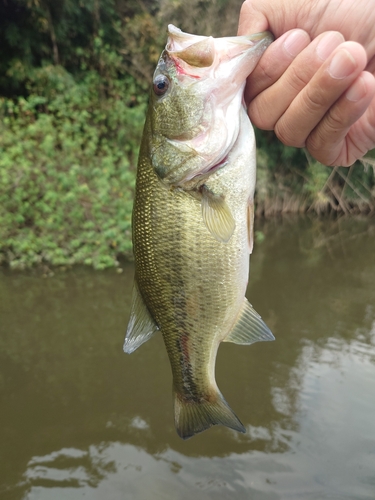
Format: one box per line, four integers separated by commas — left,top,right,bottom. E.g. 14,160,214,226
1,217,375,499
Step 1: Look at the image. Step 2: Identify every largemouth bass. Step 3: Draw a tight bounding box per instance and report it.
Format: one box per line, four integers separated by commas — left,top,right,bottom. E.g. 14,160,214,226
124,25,274,439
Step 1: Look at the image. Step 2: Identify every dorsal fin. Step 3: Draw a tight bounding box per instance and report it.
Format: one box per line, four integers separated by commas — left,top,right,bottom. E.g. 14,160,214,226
200,185,235,243
224,299,274,345
123,281,159,354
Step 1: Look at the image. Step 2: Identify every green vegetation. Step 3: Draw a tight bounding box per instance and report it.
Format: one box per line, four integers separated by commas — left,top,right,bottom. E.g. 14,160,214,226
0,0,148,269
255,130,375,216
0,70,145,269
0,0,374,269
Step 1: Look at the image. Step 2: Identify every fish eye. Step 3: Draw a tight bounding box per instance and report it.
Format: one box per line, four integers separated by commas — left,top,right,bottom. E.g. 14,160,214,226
153,74,170,96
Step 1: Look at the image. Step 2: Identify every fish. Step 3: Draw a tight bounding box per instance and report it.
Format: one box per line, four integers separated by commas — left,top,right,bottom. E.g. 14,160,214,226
124,24,274,439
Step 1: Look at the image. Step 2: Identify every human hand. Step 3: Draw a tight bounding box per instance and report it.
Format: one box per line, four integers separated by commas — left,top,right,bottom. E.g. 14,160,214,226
238,0,375,166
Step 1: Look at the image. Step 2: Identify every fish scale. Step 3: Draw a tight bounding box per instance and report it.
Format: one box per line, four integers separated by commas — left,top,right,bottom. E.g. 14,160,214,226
124,25,275,439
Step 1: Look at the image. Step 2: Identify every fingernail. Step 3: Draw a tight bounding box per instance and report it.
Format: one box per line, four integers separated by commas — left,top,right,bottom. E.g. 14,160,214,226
346,76,366,102
316,32,344,60
283,30,309,57
329,49,357,79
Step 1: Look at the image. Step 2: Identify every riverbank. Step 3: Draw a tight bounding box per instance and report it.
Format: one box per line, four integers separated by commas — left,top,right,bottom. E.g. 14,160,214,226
0,155,373,272
1,93,373,270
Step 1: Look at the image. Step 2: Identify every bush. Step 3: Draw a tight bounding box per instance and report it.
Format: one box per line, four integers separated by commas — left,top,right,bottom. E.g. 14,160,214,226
0,65,146,269
254,129,375,216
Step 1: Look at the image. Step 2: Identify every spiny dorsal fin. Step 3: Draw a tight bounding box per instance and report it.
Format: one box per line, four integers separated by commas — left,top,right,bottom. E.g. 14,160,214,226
123,281,159,354
201,185,235,243
224,299,274,345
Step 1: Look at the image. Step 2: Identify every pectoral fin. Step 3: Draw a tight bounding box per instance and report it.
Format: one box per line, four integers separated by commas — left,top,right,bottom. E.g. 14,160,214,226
123,281,159,354
224,299,274,345
201,185,235,243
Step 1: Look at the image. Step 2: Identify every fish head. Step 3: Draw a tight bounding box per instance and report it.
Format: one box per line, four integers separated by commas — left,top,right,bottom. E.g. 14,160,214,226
148,25,273,187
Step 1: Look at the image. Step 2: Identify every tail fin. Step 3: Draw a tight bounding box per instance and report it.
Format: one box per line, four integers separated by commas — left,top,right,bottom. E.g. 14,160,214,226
174,389,245,440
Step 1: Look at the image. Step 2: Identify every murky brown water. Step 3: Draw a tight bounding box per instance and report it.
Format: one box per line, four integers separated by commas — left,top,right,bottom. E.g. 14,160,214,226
1,217,375,500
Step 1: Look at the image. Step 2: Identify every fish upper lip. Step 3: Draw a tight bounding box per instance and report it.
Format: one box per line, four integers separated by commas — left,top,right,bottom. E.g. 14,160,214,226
166,24,273,44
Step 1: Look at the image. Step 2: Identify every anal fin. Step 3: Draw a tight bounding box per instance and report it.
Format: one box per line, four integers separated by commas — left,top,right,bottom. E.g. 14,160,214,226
224,299,274,345
123,281,159,354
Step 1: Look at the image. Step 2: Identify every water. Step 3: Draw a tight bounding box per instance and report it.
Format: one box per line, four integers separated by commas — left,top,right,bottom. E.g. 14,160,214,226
1,217,375,500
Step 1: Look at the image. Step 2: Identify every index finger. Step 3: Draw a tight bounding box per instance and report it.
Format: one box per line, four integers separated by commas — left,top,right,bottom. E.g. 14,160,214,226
238,0,269,35
245,29,311,102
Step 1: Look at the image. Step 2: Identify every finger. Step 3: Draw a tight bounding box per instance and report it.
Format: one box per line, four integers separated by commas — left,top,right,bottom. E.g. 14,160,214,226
238,0,302,37
238,0,269,35
367,54,375,74
248,32,345,130
275,41,368,148
245,29,311,102
306,72,375,166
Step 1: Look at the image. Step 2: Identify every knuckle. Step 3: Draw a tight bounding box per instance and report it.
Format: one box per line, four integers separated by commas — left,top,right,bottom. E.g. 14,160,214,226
256,61,277,84
274,120,305,148
306,137,335,165
306,124,336,160
248,99,276,130
308,107,349,153
306,125,346,167
326,109,348,134
301,85,328,114
305,131,323,156
284,64,311,94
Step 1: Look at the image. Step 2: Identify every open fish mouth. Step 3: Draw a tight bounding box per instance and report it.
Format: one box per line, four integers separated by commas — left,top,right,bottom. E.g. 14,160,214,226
166,24,273,84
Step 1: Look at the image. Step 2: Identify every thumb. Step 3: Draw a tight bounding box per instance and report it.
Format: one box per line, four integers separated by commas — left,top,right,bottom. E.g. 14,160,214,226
237,0,269,36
